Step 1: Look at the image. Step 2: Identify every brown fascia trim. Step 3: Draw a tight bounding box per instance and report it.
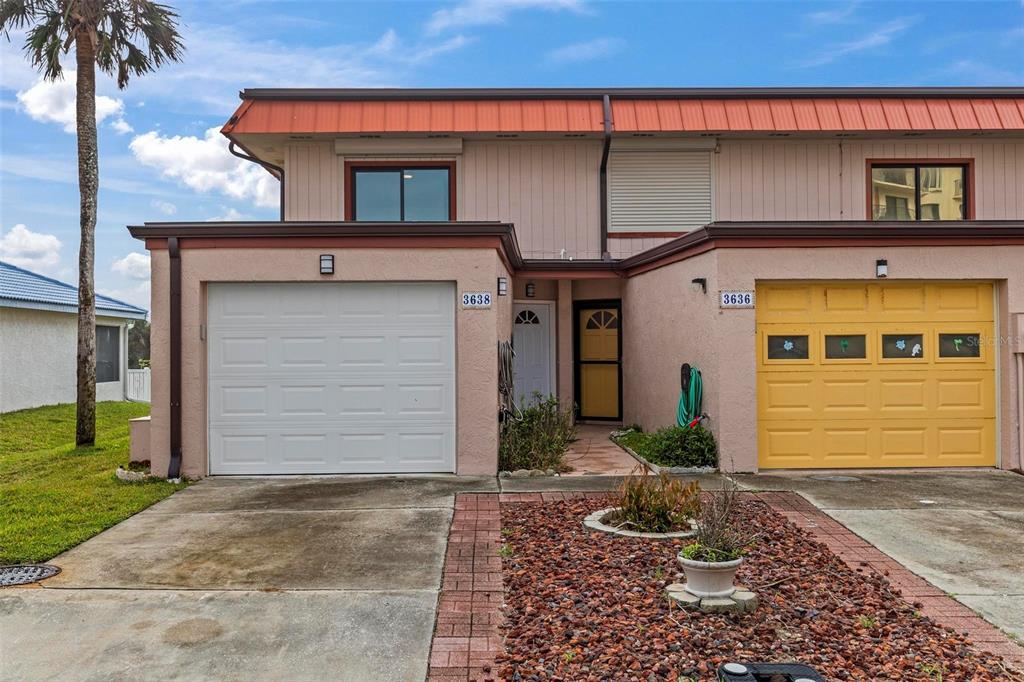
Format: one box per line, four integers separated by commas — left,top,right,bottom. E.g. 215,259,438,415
129,221,525,269
616,220,1024,276
239,87,1024,101
127,220,1024,280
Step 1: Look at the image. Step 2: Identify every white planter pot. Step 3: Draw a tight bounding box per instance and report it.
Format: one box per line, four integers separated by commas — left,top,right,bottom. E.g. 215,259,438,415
677,555,743,598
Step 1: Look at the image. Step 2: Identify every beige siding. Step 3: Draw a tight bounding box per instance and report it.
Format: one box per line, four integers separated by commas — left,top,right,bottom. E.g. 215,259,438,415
459,140,602,260
283,141,341,221
716,138,1024,221
281,136,1024,258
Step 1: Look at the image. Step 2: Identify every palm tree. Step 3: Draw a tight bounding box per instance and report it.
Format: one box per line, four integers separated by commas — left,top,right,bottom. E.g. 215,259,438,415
1,1,183,444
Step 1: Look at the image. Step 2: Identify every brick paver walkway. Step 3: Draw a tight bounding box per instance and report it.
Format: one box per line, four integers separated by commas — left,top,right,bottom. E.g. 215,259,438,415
427,491,1024,681
760,491,1024,667
562,424,641,475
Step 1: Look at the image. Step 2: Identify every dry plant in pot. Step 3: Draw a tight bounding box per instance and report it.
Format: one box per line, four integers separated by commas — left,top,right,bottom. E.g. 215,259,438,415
677,482,755,597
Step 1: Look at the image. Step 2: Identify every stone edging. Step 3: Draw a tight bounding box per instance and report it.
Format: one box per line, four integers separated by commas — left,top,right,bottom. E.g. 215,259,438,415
582,507,697,539
611,436,717,476
759,491,1024,669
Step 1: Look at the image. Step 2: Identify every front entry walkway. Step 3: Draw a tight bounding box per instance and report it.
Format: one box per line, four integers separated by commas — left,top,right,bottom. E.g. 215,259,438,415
734,470,1024,644
0,475,496,681
563,424,640,475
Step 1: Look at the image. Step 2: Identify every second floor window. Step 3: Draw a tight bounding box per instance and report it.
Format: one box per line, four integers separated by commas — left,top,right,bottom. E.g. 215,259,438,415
351,166,451,221
870,163,968,221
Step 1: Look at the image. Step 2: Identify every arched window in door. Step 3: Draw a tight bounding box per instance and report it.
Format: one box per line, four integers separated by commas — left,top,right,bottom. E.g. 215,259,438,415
585,309,618,330
515,310,541,325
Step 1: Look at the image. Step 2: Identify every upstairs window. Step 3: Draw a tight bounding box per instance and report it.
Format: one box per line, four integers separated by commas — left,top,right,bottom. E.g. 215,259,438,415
870,163,969,221
349,165,452,221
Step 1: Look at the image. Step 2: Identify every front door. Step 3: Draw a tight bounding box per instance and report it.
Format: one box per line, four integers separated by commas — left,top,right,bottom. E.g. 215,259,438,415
576,301,621,420
512,303,553,407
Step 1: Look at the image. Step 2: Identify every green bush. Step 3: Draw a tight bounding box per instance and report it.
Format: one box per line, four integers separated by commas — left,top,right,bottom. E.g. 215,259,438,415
612,471,701,533
618,424,718,468
499,395,577,471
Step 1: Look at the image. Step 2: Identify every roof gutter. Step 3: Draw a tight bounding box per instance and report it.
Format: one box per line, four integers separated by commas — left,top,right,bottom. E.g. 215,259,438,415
227,140,285,221
599,94,613,260
238,86,1024,101
167,236,183,480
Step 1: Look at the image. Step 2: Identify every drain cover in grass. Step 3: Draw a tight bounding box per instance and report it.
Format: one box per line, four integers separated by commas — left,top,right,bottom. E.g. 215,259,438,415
0,564,61,587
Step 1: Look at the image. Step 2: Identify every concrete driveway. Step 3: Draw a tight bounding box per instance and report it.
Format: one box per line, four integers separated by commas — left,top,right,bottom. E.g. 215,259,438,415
0,475,496,682
734,469,1024,640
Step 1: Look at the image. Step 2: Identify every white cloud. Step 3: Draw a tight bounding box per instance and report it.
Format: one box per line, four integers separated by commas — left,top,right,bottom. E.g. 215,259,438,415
120,24,464,113
207,207,245,222
545,37,623,65
100,281,150,311
151,199,178,216
16,72,128,134
111,252,151,281
129,127,278,209
796,17,917,67
0,224,62,272
427,0,586,34
804,2,859,25
109,117,134,134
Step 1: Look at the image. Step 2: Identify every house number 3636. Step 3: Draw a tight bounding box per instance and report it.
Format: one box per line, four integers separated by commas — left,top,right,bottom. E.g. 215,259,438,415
461,292,492,309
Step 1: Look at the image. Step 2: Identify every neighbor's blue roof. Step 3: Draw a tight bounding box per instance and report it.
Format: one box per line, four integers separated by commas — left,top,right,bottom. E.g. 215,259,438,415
0,260,147,318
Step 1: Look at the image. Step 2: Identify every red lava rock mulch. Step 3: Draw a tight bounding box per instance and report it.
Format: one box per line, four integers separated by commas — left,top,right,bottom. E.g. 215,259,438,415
497,496,1022,682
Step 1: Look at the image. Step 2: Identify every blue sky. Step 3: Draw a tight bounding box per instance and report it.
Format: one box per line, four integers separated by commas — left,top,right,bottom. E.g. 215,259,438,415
1,0,1021,309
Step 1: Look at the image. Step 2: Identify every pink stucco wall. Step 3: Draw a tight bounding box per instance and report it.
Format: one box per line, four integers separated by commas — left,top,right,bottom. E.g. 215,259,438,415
625,245,1024,472
148,246,507,478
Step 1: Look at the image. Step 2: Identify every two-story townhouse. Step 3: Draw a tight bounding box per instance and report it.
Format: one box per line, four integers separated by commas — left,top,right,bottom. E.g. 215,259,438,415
129,87,1024,479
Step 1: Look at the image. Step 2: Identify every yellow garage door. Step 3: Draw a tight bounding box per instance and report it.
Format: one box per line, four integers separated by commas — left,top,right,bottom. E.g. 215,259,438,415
757,281,995,469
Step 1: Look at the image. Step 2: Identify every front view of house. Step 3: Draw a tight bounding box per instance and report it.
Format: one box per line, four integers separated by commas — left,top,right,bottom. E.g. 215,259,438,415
130,87,1024,478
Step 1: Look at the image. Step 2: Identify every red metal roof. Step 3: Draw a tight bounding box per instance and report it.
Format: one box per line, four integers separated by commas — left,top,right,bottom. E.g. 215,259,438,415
223,96,1024,135
611,98,1024,132
223,99,606,135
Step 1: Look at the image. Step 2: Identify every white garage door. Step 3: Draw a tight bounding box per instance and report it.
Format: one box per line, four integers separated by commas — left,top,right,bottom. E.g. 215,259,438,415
207,282,456,475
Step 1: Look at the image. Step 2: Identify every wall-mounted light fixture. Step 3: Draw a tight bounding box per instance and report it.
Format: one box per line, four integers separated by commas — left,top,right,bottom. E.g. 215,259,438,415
875,259,888,278
690,277,707,294
320,254,334,275
525,282,536,298
497,277,508,296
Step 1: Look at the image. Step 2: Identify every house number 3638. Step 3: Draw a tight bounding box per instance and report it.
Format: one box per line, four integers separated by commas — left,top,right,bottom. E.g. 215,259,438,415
461,292,492,309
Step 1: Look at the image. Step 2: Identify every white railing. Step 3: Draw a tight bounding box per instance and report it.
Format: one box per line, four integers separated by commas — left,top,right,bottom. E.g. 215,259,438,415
126,368,151,403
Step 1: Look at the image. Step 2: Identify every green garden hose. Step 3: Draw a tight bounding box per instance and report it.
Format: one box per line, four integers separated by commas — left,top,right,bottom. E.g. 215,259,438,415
677,365,703,428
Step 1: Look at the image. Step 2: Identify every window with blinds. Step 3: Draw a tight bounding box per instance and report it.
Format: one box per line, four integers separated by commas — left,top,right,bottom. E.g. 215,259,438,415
608,151,712,234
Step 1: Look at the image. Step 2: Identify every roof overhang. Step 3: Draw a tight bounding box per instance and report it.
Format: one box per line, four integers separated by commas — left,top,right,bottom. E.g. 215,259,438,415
128,220,1024,280
0,298,147,319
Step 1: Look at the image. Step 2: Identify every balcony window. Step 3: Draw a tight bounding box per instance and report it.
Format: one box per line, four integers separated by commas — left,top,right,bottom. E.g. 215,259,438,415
870,163,968,221
350,166,451,221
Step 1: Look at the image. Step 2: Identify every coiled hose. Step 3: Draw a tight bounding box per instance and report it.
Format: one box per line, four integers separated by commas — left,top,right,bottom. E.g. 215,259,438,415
677,365,703,428
498,340,520,422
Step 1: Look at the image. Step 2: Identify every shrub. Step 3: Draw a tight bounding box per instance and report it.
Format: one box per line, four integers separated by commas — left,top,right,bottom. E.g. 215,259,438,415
498,395,576,471
611,469,701,533
680,482,753,562
621,424,718,468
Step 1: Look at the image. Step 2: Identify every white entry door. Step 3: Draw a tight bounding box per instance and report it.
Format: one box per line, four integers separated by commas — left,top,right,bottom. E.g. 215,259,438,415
512,302,554,407
207,282,456,475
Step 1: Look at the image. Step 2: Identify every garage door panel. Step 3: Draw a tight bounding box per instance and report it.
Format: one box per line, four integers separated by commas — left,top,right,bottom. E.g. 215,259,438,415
208,282,456,475
757,281,995,469
281,337,329,367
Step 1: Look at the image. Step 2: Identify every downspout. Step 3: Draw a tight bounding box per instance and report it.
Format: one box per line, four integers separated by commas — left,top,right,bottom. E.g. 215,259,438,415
1017,349,1024,472
599,94,613,260
167,236,182,480
228,141,285,221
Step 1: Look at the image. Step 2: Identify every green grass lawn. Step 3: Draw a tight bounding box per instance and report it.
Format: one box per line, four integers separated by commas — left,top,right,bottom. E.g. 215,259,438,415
0,401,187,565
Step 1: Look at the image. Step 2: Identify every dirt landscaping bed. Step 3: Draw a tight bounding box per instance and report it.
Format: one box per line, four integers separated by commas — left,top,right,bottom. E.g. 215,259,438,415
496,496,1019,681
